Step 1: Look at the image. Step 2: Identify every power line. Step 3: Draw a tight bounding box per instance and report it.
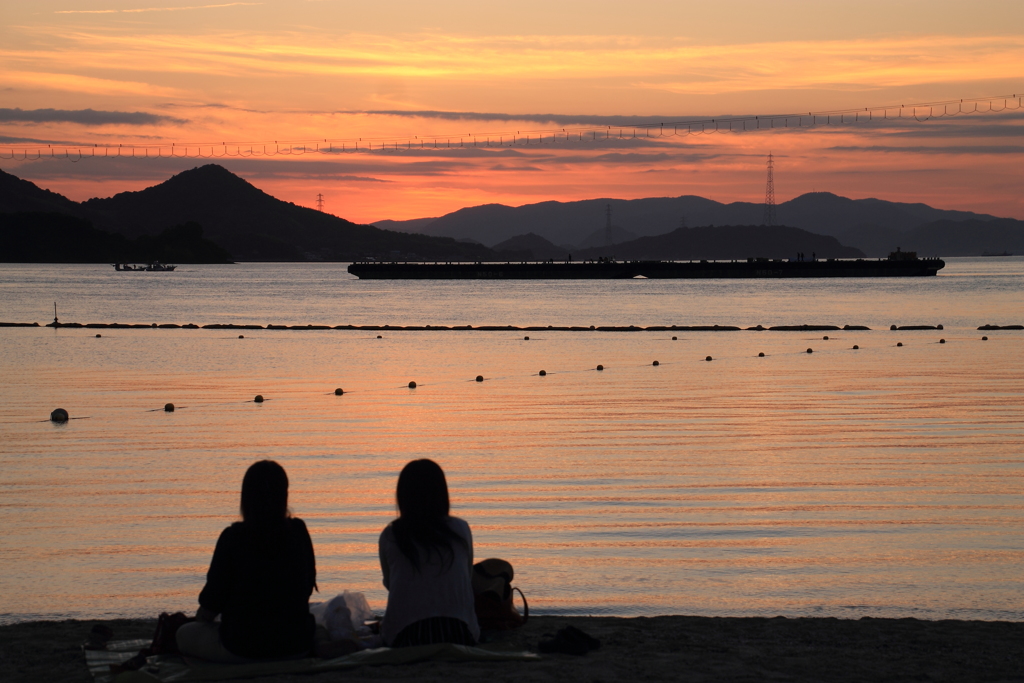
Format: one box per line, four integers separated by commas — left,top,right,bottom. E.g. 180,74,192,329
2,93,1020,162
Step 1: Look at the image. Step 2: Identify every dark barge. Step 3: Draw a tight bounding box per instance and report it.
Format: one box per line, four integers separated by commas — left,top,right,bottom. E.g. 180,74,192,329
348,252,944,279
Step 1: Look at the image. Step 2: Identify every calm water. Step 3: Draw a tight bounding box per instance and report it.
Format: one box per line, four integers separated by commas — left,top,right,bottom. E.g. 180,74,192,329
1,259,1022,625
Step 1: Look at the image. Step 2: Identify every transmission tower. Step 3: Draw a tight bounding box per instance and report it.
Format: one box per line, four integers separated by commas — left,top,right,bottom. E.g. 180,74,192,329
605,204,613,246
316,193,325,212
762,153,776,226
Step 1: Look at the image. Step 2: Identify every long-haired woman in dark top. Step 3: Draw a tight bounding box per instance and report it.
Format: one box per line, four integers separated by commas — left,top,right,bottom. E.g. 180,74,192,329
378,459,480,647
177,460,317,662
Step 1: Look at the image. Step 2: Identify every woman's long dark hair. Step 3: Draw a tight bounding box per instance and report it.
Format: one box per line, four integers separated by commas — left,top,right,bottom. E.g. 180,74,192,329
240,460,290,532
391,459,467,571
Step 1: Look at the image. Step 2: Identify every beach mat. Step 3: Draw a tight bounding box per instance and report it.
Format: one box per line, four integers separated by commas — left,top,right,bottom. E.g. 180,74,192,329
87,640,538,683
85,639,152,683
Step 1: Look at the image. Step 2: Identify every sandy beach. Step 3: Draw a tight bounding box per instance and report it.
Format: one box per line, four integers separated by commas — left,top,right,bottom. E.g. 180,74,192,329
2,614,1022,683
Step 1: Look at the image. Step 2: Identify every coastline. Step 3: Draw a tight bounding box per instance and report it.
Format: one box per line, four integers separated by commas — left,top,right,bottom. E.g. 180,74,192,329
3,614,1022,682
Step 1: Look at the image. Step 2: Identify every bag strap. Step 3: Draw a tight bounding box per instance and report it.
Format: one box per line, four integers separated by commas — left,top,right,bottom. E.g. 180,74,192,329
512,587,528,624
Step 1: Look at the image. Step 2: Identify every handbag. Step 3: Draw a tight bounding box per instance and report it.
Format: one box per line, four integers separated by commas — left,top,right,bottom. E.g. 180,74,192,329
472,558,528,630
109,611,195,675
150,611,195,655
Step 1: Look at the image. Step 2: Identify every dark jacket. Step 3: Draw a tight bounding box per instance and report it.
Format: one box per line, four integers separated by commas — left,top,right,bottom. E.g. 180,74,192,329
198,517,316,659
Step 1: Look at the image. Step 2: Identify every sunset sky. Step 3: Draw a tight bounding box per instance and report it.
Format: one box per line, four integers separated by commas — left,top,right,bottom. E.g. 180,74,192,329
2,0,1022,223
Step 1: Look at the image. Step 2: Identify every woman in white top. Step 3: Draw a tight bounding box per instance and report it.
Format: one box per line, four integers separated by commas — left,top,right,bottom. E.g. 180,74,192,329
378,459,480,647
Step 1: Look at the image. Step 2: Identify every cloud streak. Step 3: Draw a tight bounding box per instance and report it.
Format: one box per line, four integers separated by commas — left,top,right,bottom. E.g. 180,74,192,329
0,108,185,126
7,30,1022,94
55,2,262,14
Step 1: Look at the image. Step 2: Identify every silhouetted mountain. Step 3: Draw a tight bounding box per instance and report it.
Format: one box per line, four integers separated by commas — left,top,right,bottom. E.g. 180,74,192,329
492,233,570,260
0,212,232,263
575,225,864,261
374,217,439,234
0,169,82,216
78,165,493,261
376,192,1001,248
577,225,638,249
896,219,1024,256
778,193,993,238
0,165,498,261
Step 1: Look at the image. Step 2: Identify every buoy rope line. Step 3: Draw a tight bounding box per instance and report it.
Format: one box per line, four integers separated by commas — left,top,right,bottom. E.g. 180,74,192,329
27,337,973,425
2,94,1020,162
6,322,982,331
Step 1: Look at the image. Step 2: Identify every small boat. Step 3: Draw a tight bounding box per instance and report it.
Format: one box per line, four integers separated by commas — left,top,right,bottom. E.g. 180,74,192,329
113,262,177,271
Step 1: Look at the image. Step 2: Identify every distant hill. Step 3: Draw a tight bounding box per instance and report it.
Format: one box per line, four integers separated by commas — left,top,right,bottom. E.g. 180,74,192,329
577,225,638,249
897,219,1024,256
575,225,864,261
77,165,494,261
0,212,232,263
0,166,497,262
374,217,439,234
375,192,1001,248
0,169,82,216
492,232,570,260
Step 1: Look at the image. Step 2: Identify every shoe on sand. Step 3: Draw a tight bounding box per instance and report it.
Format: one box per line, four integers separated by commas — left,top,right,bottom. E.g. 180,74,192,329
538,625,601,656
83,624,114,651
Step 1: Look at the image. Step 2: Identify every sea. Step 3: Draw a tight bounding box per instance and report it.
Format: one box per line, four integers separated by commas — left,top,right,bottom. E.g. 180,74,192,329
1,258,1022,625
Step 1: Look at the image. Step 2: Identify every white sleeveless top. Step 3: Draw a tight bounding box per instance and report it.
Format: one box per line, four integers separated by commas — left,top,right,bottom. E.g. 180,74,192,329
378,516,480,645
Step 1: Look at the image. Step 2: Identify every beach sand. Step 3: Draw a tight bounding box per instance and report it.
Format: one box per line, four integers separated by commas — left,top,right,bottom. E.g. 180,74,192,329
2,615,1022,682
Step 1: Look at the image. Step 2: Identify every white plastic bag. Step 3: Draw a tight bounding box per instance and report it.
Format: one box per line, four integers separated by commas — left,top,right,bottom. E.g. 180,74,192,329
309,591,374,641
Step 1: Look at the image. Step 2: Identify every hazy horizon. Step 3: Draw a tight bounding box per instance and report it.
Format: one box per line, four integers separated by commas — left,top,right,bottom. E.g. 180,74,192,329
1,1,1022,222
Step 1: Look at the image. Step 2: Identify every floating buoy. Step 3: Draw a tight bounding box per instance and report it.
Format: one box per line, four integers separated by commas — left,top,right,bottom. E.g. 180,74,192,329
939,339,945,344
254,395,264,402
672,336,677,340
937,324,944,330
822,336,829,340
50,408,69,423
758,352,765,357
475,375,484,382
539,370,547,376
95,334,101,338
590,325,595,329
377,335,382,339
596,365,604,371
853,345,859,350
982,336,988,341
890,325,898,330
334,388,344,396
652,360,659,366
164,403,175,412
806,348,813,353
524,336,529,340
408,381,416,388
238,335,244,339
897,342,903,347
705,356,712,361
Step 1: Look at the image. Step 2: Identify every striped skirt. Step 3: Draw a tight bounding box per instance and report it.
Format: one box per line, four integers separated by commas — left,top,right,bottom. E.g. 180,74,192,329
391,617,476,648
